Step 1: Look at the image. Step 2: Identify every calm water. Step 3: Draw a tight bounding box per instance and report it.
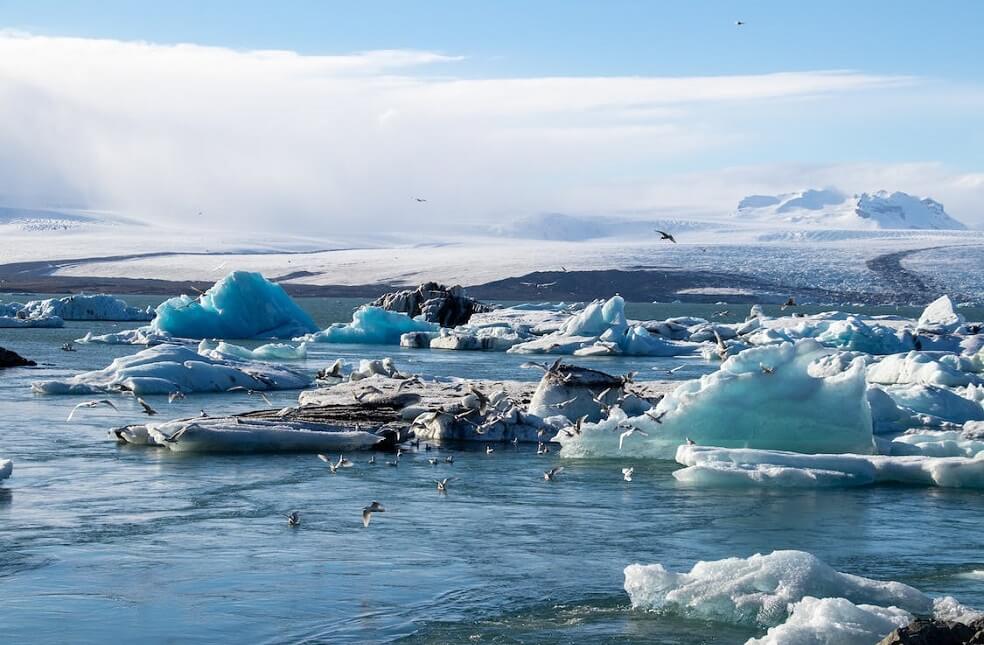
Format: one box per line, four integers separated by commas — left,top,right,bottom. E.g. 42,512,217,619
2,297,983,644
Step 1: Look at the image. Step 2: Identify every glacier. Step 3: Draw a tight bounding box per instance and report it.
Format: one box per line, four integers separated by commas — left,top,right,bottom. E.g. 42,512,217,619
31,344,311,396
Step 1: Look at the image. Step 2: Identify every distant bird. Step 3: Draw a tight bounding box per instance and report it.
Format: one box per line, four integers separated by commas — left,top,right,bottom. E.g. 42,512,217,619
354,385,384,402
662,364,686,376
655,230,677,243
61,342,76,352
445,455,454,464
189,285,206,296
520,281,558,289
413,197,427,203
385,460,399,467
713,310,730,318
396,376,423,392
549,397,578,410
319,359,344,379
136,397,158,416
760,364,775,375
168,390,186,403
435,477,454,492
543,466,564,481
428,458,439,465
362,501,384,527
644,410,666,424
622,467,634,482
227,386,273,406
713,329,729,360
318,454,353,473
486,444,494,455
781,297,797,310
735,20,745,26
287,511,300,527
199,409,209,417
619,426,650,450
686,437,696,445
368,455,376,465
66,399,119,421
536,442,548,455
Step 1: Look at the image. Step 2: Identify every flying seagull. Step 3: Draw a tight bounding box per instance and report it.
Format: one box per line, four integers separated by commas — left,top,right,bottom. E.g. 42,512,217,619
362,501,384,527
735,20,745,26
655,230,677,243
413,197,427,203
66,399,119,422
168,390,186,403
136,397,158,416
436,477,455,492
622,467,634,482
543,466,564,481
227,386,273,406
318,454,353,473
619,426,650,450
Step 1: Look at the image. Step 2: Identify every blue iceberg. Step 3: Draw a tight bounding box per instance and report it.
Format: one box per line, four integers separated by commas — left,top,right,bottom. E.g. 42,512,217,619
300,306,438,345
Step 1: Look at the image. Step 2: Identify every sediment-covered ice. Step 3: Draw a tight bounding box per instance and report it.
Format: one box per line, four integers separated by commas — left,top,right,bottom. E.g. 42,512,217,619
0,459,11,481
32,344,311,395
507,296,696,357
673,445,984,488
12,294,153,321
197,339,308,361
142,417,383,453
300,306,438,345
559,340,874,458
624,550,933,626
151,271,318,339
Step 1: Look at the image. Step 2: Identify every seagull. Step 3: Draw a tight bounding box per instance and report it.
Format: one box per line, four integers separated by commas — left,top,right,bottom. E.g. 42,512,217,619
435,477,455,492
486,444,494,455
781,297,797,310
663,364,686,375
619,426,650,450
319,359,344,379
468,385,490,414
543,466,564,481
362,501,384,527
136,397,158,416
287,511,300,527
66,399,119,421
385,460,399,467
396,376,423,392
227,386,273,406
61,342,76,352
655,230,677,243
713,329,729,360
168,390,186,403
735,20,745,26
713,310,730,318
644,410,666,424
445,455,454,464
622,467,634,482
413,197,427,203
537,442,547,455
686,437,696,445
549,397,578,410
354,385,384,402
428,457,439,465
318,454,353,473
760,364,775,375
368,455,376,465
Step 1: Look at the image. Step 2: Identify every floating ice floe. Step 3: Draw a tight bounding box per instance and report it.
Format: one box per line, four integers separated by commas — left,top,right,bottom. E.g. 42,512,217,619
133,417,384,453
507,296,696,357
673,444,984,488
0,459,11,481
0,314,64,328
866,351,983,388
197,339,308,361
299,306,438,345
887,429,984,458
559,339,874,458
32,344,311,396
9,294,153,321
625,550,979,645
78,327,178,346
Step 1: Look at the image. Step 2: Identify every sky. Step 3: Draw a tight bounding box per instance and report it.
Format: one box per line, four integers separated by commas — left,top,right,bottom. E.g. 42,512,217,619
0,0,982,232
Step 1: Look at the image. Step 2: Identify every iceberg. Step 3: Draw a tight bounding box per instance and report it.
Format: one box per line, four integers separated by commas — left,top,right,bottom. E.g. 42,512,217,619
558,340,874,458
0,458,11,481
13,294,153,321
300,305,438,345
78,327,178,346
674,445,984,489
866,351,982,388
0,314,64,328
32,344,312,396
197,339,308,361
747,597,913,645
814,317,913,355
151,271,318,339
917,295,965,335
141,417,383,453
889,430,984,458
877,384,984,426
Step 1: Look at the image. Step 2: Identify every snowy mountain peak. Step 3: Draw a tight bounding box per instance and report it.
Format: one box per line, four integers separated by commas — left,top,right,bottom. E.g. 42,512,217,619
735,189,965,230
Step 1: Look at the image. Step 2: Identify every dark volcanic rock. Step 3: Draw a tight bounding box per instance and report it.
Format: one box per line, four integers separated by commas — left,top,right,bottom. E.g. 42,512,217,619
878,617,984,644
0,346,36,368
369,282,491,327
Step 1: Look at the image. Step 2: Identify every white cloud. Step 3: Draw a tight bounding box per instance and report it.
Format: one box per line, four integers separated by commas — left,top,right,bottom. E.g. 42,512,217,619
0,32,978,233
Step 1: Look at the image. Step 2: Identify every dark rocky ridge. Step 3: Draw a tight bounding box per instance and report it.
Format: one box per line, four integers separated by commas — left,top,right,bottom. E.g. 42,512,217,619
369,282,492,327
878,617,984,644
0,346,36,368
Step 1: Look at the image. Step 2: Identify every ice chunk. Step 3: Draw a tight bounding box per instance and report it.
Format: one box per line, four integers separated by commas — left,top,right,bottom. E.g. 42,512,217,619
151,271,318,339
0,315,64,328
867,352,982,388
32,344,311,396
623,550,933,626
0,459,11,481
559,340,874,458
300,306,438,345
674,445,984,489
197,339,308,361
77,327,177,346
878,383,984,425
889,430,984,458
15,294,153,321
428,324,531,351
918,295,965,335
144,417,383,453
747,597,912,645
814,317,913,355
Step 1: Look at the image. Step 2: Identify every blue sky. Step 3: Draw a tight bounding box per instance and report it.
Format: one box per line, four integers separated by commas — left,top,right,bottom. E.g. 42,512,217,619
0,1,981,229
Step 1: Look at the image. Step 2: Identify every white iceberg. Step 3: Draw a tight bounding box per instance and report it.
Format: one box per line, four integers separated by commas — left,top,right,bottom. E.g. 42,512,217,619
877,383,984,426
32,344,312,396
14,294,153,321
300,306,438,345
0,314,64,328
142,417,383,453
889,430,984,458
867,351,982,388
559,340,874,458
674,444,984,489
746,596,913,645
0,458,11,481
151,271,318,339
917,295,965,335
78,327,178,346
197,339,308,361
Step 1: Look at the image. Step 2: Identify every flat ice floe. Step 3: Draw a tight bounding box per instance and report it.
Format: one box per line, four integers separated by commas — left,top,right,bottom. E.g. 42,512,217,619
673,445,984,489
32,344,311,395
197,339,308,361
0,315,64,328
0,459,11,481
137,417,384,453
558,339,874,458
625,550,979,645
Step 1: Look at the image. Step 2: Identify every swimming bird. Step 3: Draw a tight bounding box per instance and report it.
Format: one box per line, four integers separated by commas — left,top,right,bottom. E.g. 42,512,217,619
543,466,564,481
445,455,454,464
66,399,119,421
362,501,384,527
61,342,76,352
486,444,494,455
622,467,634,482
781,297,797,310
227,386,273,406
618,426,650,450
368,455,376,465
655,230,677,243
287,511,300,527
428,457,439,465
168,390,186,403
436,477,454,492
537,442,547,455
318,454,353,473
385,460,399,467
136,397,158,416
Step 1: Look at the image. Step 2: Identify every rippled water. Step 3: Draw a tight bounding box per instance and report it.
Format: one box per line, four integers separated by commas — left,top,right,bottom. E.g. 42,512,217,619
2,299,983,643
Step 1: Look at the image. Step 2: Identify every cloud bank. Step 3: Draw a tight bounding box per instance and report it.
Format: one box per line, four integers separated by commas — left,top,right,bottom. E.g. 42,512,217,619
0,32,980,231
